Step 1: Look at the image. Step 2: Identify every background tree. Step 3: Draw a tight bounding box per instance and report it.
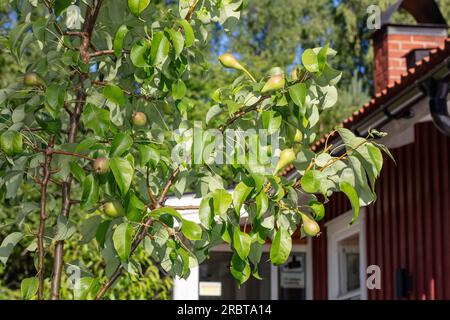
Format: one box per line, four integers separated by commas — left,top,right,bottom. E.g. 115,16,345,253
0,0,392,300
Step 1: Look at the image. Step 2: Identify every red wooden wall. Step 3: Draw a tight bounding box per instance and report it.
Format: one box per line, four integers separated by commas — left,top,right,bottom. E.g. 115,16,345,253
312,121,450,300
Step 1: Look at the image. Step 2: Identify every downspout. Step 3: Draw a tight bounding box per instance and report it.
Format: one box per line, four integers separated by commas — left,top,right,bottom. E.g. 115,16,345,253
429,76,450,136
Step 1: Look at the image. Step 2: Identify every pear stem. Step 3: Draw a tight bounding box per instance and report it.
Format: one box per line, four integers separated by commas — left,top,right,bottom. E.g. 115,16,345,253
241,67,257,82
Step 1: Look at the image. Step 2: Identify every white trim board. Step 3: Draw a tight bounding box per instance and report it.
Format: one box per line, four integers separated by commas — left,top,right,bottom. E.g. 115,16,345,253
326,210,367,300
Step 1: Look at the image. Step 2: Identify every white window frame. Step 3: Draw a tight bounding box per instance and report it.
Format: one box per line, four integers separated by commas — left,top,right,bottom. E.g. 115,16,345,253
326,209,367,300
173,241,312,300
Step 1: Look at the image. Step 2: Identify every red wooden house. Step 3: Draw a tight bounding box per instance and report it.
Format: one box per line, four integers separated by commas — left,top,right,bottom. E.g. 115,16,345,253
309,0,450,300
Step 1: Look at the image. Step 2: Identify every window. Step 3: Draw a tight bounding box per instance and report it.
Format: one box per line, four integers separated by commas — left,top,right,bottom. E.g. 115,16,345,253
327,210,367,300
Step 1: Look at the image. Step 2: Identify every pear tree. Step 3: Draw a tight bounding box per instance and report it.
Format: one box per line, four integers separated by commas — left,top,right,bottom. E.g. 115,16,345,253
0,0,391,300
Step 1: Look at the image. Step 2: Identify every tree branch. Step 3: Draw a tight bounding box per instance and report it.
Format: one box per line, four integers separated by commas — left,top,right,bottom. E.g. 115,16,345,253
92,80,156,102
89,49,130,58
50,0,104,300
37,136,54,300
95,167,181,300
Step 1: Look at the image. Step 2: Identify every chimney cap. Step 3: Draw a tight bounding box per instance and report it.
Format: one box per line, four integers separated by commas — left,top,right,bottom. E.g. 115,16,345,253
381,0,447,26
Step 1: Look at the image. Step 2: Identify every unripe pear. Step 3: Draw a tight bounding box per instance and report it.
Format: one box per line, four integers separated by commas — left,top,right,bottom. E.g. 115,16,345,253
23,72,44,87
294,129,303,143
132,111,147,126
261,74,285,93
291,68,299,81
274,148,296,174
218,53,244,71
93,157,110,175
103,200,125,218
301,213,320,237
0,130,23,156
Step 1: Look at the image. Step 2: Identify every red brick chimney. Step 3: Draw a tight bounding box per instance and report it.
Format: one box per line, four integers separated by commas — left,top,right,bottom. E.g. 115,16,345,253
372,0,448,93
373,25,447,93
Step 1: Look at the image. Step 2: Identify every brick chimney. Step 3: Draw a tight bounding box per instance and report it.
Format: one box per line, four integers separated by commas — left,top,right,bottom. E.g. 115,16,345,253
373,25,447,93
372,0,448,93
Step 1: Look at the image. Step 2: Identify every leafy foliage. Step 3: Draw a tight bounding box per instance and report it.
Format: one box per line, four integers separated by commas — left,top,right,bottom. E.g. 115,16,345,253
0,0,393,299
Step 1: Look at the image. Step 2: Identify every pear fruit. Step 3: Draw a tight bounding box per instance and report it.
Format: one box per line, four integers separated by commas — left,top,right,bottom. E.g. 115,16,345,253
132,111,147,126
301,213,320,237
261,74,285,93
93,157,110,175
274,148,296,174
23,72,44,87
103,200,125,218
294,129,303,143
0,130,23,156
218,53,244,71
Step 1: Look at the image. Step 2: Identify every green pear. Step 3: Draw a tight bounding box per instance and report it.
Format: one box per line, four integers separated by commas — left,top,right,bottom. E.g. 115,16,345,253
132,111,147,126
23,72,44,87
301,213,320,237
274,148,296,174
294,129,303,143
0,130,23,156
261,74,285,93
93,157,110,175
103,200,125,218
218,53,244,71
291,68,299,81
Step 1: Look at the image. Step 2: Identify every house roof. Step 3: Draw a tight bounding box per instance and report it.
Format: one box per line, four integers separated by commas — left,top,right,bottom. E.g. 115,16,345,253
278,37,450,178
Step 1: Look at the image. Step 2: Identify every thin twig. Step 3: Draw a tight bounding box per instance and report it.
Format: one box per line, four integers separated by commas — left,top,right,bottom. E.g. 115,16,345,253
37,136,55,300
92,80,156,102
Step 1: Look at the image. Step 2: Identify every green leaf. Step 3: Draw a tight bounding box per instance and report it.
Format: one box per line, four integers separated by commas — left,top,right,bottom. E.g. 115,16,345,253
150,207,182,221
73,277,98,300
198,196,213,230
81,103,110,137
172,79,186,100
45,84,65,116
289,83,307,110
110,157,134,196
230,253,250,286
308,199,325,221
138,144,160,167
113,222,134,262
255,192,268,219
113,25,129,57
178,19,195,47
21,277,38,300
54,0,73,16
109,133,133,158
53,215,76,241
130,40,150,68
127,0,150,16
337,127,366,150
212,189,232,218
366,143,383,176
103,84,126,107
270,228,291,266
233,227,251,260
340,181,360,224
302,49,319,73
151,31,170,67
69,161,86,183
301,170,326,193
0,130,23,156
126,193,145,222
232,181,253,217
80,215,102,244
166,29,184,56
317,44,329,72
0,232,23,265
181,219,202,241
80,175,99,210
